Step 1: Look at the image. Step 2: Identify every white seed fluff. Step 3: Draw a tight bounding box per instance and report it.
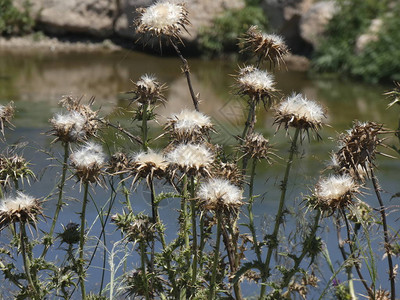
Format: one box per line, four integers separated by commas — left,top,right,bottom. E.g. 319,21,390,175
277,93,325,124
171,110,212,133
315,174,358,201
238,68,275,92
166,143,214,168
137,74,158,93
52,111,87,138
198,178,243,207
0,192,37,213
140,2,184,30
70,142,105,168
133,150,168,169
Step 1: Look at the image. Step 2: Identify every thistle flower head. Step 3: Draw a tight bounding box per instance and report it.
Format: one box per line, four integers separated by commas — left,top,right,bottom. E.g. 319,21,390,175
236,66,277,108
130,74,167,106
136,1,189,41
0,101,15,137
70,142,105,184
0,192,43,230
166,143,214,177
112,212,155,243
165,109,213,143
274,93,326,138
370,289,390,300
212,161,244,187
336,122,385,180
59,96,99,137
106,152,131,174
49,111,88,143
313,174,360,212
0,153,35,188
240,132,274,161
130,150,168,185
58,222,80,245
242,26,289,68
198,178,243,213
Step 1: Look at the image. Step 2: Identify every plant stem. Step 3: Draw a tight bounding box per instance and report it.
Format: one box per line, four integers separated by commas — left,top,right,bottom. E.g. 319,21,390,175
248,158,262,263
371,169,395,300
78,181,89,300
20,223,40,299
119,174,132,212
260,127,300,298
142,102,149,151
241,99,257,175
42,141,69,258
209,213,222,300
140,242,150,300
190,176,198,290
169,38,199,111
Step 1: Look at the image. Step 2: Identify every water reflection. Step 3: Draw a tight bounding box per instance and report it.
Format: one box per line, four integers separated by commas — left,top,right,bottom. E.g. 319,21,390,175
0,50,399,297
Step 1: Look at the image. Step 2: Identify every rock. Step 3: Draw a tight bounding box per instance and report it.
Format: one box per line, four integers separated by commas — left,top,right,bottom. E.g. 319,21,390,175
261,0,314,54
284,54,310,72
355,19,382,54
33,0,117,37
115,0,245,43
300,1,337,48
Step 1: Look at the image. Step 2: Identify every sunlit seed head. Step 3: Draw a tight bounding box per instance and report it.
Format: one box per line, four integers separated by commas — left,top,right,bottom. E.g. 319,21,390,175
70,142,105,184
166,143,214,177
136,1,189,40
236,66,277,107
166,109,213,142
198,178,243,212
132,74,167,105
241,26,289,68
314,174,359,210
274,93,326,137
212,161,244,187
370,289,390,300
130,149,169,184
0,192,43,230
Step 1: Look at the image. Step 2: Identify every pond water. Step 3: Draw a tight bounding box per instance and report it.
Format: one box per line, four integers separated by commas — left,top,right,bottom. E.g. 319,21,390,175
0,50,399,298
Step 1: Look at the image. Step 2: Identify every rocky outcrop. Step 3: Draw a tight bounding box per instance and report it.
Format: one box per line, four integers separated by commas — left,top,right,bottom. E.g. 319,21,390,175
355,19,382,54
299,1,337,48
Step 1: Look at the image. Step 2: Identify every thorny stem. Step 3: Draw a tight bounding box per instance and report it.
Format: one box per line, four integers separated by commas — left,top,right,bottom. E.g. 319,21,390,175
78,181,89,300
248,158,262,263
95,118,142,145
209,213,222,300
281,210,321,289
140,242,150,300
142,102,149,151
119,174,132,212
20,223,40,299
42,141,69,258
241,99,257,174
371,169,395,300
169,38,200,112
190,176,198,291
181,176,190,267
149,178,157,288
341,210,372,298
261,127,300,298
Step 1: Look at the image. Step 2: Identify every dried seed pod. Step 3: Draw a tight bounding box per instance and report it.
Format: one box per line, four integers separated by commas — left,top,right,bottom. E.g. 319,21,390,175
106,152,131,175
241,25,289,68
129,150,168,185
336,121,386,180
240,132,274,162
212,161,244,187
0,101,15,137
0,192,43,230
58,222,80,245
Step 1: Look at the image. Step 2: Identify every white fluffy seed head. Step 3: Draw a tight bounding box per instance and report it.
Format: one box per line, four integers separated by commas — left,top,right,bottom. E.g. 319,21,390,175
0,192,37,213
133,150,168,170
136,74,158,94
198,178,243,211
50,111,87,142
167,144,214,168
238,68,275,93
70,142,105,169
167,110,213,142
277,94,325,124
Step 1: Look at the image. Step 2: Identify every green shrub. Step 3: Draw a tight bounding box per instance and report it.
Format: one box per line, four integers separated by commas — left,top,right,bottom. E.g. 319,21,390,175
198,5,268,56
311,0,394,82
0,0,34,36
